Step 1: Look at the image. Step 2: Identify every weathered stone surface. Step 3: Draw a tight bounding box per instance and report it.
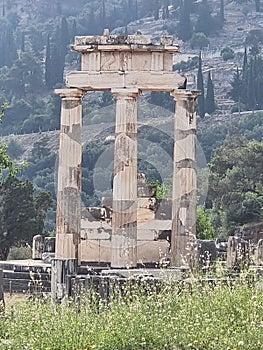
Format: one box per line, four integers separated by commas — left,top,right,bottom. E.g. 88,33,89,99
255,239,263,265
226,236,249,269
55,89,84,262
72,32,178,51
137,241,170,265
111,88,140,268
197,240,217,265
42,252,55,263
44,237,55,253
32,235,43,260
170,91,200,267
66,71,186,91
137,229,157,241
80,240,111,263
0,269,4,308
51,259,77,301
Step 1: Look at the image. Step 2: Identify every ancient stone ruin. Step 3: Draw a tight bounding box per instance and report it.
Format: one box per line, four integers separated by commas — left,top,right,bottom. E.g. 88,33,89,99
52,30,199,299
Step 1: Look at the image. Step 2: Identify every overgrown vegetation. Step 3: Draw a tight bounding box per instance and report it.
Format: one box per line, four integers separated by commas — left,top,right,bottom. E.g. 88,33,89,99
1,278,263,349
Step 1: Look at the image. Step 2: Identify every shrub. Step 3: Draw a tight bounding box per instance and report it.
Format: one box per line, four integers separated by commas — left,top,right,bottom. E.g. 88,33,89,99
220,46,235,61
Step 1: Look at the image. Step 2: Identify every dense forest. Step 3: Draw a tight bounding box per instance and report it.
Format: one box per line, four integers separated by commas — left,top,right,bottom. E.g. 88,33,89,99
0,0,262,258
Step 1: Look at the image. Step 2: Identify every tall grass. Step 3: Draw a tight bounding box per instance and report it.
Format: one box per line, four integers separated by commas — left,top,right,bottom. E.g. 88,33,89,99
0,278,262,350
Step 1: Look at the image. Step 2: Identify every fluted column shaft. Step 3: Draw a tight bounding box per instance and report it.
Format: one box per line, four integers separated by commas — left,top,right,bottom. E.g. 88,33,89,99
111,88,140,268
170,90,199,267
54,88,84,262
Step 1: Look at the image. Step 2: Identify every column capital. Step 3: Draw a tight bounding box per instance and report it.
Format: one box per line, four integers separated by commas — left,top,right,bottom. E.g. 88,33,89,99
111,87,141,99
54,88,85,100
170,89,201,101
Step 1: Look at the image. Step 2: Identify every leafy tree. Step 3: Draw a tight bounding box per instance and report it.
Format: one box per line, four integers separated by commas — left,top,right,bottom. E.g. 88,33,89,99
173,56,198,73
7,139,24,159
190,32,209,50
0,49,44,99
205,70,215,114
30,136,51,162
245,29,263,56
0,176,53,260
100,91,114,108
0,104,16,178
208,136,263,233
197,52,205,117
220,46,235,61
196,206,214,239
149,91,175,112
34,191,53,234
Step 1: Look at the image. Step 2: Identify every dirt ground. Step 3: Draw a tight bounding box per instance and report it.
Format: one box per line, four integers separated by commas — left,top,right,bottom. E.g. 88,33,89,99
3,293,28,306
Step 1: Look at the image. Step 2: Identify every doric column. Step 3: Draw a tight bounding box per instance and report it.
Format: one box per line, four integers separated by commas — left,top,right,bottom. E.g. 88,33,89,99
111,88,140,268
170,90,199,267
54,88,84,263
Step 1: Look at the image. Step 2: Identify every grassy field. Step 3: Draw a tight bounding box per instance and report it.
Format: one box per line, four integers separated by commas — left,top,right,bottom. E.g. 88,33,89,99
0,277,263,350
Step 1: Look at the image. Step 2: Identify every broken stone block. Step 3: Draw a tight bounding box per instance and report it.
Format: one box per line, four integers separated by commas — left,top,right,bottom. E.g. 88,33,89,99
44,237,55,253
32,235,43,260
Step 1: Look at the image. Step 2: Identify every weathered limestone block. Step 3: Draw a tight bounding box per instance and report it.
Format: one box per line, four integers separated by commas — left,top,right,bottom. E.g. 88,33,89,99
137,229,157,241
66,71,186,91
80,228,111,241
137,241,170,265
32,235,43,260
80,240,111,263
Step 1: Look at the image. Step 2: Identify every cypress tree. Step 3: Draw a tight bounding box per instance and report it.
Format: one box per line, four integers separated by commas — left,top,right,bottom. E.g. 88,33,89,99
154,0,159,20
21,32,25,52
247,60,256,111
220,0,224,28
242,47,248,78
5,27,18,66
255,0,260,12
45,34,52,89
71,19,77,43
241,47,248,106
102,0,106,22
55,0,62,15
61,17,69,57
197,52,205,117
2,0,5,16
177,0,193,41
230,67,242,102
135,0,138,20
205,70,216,114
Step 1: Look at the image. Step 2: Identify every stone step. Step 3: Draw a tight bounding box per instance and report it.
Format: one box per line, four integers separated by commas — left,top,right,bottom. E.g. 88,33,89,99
0,260,51,273
3,278,51,293
3,270,51,281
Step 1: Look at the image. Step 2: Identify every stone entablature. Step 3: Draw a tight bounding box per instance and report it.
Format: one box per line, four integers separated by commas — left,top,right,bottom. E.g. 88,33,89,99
70,30,180,75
